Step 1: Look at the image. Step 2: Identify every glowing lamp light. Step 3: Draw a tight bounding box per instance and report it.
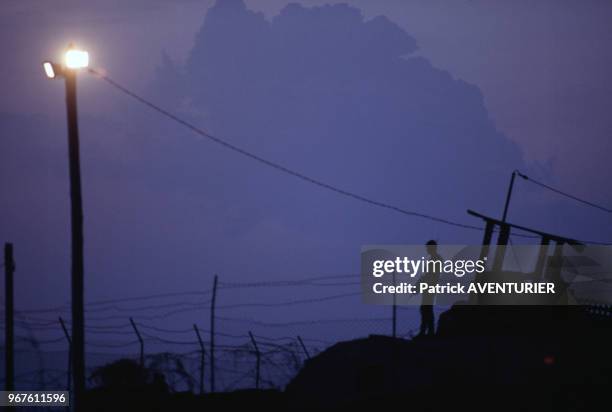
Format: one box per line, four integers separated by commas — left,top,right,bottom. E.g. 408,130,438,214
65,49,89,69
42,45,90,79
43,62,56,79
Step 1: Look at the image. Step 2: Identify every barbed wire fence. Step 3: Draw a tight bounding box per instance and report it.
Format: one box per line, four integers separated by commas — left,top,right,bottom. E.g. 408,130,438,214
1,274,421,393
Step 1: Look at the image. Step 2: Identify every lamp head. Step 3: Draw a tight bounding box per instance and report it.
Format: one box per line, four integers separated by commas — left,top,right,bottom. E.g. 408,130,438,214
65,48,89,69
43,44,89,79
43,61,58,79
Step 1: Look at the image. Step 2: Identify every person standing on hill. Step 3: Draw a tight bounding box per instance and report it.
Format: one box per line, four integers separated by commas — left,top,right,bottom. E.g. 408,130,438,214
419,240,442,336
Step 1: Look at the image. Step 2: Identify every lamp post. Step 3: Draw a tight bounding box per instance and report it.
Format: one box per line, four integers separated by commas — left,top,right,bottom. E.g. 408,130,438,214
43,44,89,412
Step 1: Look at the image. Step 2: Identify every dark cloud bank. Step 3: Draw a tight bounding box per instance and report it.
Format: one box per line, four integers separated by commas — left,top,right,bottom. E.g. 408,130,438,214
152,0,524,242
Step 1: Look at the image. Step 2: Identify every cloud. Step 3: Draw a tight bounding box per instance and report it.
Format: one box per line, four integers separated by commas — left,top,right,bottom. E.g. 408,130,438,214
152,0,523,244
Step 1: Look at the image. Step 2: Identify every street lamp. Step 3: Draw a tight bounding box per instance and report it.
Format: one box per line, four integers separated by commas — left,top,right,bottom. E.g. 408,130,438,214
42,43,88,412
64,49,89,69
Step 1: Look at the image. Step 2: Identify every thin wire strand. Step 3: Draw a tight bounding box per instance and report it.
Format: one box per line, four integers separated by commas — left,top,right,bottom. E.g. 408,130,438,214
516,170,612,214
89,68,484,232
88,70,612,246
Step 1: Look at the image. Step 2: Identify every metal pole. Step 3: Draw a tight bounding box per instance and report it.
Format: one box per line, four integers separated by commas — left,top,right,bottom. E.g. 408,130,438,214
4,243,15,392
248,331,260,389
65,68,86,412
502,171,516,222
296,336,310,360
209,275,218,393
129,318,144,367
392,271,397,338
59,317,72,391
193,324,206,395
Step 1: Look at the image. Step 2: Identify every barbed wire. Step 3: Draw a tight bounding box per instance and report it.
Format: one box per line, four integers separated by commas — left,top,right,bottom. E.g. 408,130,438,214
216,292,361,309
4,273,359,316
14,267,589,392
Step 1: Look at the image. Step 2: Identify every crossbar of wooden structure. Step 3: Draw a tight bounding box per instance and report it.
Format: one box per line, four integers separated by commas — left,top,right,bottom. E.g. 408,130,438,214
467,209,585,279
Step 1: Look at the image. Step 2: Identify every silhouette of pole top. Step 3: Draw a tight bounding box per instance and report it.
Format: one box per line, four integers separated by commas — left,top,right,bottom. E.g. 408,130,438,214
467,209,584,249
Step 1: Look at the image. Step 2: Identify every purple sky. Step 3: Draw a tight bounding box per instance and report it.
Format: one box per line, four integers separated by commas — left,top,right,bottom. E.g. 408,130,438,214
3,0,612,188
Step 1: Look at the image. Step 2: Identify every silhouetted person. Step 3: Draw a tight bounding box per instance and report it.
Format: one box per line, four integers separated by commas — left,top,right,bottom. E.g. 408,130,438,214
419,240,441,336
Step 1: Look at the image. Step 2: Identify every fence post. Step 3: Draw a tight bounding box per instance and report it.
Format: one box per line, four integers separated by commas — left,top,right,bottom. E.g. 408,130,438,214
193,324,206,395
129,317,144,367
297,335,310,360
4,243,15,392
59,317,72,391
210,275,218,393
248,331,261,389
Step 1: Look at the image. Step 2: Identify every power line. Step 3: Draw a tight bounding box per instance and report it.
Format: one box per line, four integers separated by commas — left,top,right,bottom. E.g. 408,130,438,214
136,324,195,335
86,71,612,248
13,305,209,324
216,316,391,328
510,171,612,245
140,331,196,346
85,290,213,307
86,340,140,348
216,292,361,309
16,335,65,345
14,300,212,316
89,69,483,232
516,170,612,214
91,71,608,244
11,290,213,316
218,274,358,289
10,292,361,322
82,329,135,336
86,305,211,321
84,300,210,314
8,274,357,316
137,323,247,340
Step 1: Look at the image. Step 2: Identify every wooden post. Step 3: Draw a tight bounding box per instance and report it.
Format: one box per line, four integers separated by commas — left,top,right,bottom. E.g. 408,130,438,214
193,324,206,395
4,243,15,392
493,223,510,273
130,318,144,367
297,336,310,360
502,171,517,222
479,220,495,261
210,275,218,393
469,221,495,304
248,331,261,389
59,317,72,391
